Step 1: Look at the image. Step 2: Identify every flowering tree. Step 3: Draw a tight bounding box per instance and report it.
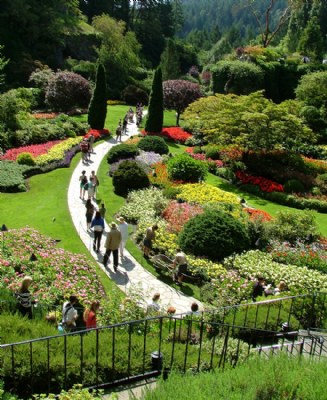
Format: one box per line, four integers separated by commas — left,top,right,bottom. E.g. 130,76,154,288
163,80,202,126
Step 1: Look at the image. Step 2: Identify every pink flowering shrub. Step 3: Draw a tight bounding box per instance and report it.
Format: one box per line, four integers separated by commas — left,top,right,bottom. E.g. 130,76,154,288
1,228,105,306
162,200,204,233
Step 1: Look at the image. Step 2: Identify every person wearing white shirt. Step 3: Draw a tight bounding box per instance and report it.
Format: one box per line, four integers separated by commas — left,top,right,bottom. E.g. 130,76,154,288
118,216,129,258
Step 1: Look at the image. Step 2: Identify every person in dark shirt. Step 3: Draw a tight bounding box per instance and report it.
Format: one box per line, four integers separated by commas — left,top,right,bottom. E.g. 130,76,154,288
252,277,265,301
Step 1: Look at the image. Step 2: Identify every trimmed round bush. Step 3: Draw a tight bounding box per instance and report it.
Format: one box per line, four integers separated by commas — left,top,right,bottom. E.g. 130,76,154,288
179,209,250,261
112,160,150,197
167,154,208,183
284,179,305,193
16,152,36,166
137,136,169,155
107,144,139,164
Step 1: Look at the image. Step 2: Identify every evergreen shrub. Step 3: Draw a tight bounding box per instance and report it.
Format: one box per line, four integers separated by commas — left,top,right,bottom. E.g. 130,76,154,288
107,144,139,164
88,63,107,130
112,160,150,197
179,209,250,261
284,179,306,193
167,154,208,183
16,152,36,166
137,136,169,155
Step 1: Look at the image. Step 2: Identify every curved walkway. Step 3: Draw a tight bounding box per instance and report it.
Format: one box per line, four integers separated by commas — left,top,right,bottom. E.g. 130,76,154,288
67,119,203,313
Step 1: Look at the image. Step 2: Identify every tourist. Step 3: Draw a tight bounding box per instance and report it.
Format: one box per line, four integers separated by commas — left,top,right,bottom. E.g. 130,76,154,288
252,277,265,301
85,199,95,231
84,300,100,329
147,292,160,315
15,276,37,319
90,171,99,199
115,121,122,142
85,177,95,200
172,248,188,285
143,223,158,259
62,295,78,331
99,203,106,219
167,306,176,316
118,216,129,258
80,139,89,164
74,298,86,332
190,302,200,315
88,134,95,153
103,222,122,272
274,280,287,295
91,211,105,252
79,170,87,199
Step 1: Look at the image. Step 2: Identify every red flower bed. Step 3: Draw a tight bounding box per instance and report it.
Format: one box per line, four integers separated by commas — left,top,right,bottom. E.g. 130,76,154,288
84,128,111,139
243,208,273,222
236,170,284,193
1,140,63,161
142,127,192,143
32,113,59,119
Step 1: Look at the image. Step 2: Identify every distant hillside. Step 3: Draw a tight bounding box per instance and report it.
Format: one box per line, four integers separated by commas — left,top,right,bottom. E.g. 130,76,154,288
180,0,288,37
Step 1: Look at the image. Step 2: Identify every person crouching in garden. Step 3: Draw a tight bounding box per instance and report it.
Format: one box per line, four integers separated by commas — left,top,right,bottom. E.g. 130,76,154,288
62,295,78,332
84,300,100,329
143,223,158,259
172,248,188,285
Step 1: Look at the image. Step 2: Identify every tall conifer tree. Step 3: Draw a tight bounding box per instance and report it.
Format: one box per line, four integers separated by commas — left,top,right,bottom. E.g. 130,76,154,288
145,66,163,133
88,63,107,130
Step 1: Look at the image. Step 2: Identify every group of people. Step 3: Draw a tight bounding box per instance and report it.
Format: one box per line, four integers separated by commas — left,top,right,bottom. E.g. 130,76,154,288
80,135,95,164
146,292,200,317
61,295,100,332
252,277,287,301
79,170,99,201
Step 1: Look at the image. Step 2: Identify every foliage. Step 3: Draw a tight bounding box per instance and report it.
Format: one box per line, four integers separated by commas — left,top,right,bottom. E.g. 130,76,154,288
267,210,320,244
225,250,327,294
112,160,150,197
0,89,31,133
211,60,264,95
16,152,36,166
119,187,168,224
297,16,324,62
34,138,81,166
163,80,202,125
0,161,28,192
107,144,139,164
88,63,107,130
121,84,149,106
93,15,142,99
136,151,163,167
142,355,327,400
45,71,91,112
176,183,240,207
183,92,316,152
1,140,61,161
0,45,8,91
167,154,208,183
145,67,163,133
179,209,250,261
283,179,305,193
162,200,204,233
137,135,169,155
34,385,105,400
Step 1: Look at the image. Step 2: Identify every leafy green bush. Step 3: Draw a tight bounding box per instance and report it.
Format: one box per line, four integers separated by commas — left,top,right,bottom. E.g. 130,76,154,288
267,210,319,244
112,160,150,197
122,84,149,105
167,154,208,183
107,144,139,164
179,209,250,261
16,152,36,166
283,179,305,193
142,355,327,400
0,161,28,192
162,186,182,199
137,135,169,155
204,144,221,160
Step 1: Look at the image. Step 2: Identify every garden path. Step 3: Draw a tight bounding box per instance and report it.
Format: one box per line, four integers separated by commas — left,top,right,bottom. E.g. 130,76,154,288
67,118,203,314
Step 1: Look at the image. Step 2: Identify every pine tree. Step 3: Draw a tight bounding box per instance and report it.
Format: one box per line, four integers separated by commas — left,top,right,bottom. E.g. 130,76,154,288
145,66,163,133
161,39,181,80
297,16,324,62
88,63,107,130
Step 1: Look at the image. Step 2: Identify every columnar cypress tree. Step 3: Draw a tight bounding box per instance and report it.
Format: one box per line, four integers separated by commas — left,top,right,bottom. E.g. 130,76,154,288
88,63,107,130
145,66,163,133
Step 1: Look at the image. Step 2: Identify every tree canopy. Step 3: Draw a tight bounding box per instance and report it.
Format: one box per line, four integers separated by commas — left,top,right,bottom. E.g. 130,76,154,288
183,91,316,151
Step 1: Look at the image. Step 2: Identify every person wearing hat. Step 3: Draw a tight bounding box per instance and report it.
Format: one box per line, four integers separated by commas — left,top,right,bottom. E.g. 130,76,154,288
118,216,129,259
103,222,122,272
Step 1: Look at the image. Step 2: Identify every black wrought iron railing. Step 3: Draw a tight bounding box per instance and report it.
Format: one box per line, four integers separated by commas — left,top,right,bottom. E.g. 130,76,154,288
1,293,326,398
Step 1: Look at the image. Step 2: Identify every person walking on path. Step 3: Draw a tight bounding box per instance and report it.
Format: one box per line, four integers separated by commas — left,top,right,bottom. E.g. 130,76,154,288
115,121,122,142
91,211,105,252
84,177,95,200
85,199,95,231
99,203,106,219
79,170,87,199
103,222,122,272
80,139,89,164
90,171,99,199
118,216,129,258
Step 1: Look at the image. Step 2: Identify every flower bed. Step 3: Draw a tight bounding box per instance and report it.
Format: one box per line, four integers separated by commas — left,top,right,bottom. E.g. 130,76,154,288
1,140,63,161
176,183,240,207
243,207,273,222
162,200,204,233
142,127,192,143
225,250,327,294
236,170,284,193
186,151,224,168
1,228,105,306
35,137,81,165
32,112,59,119
84,128,110,139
